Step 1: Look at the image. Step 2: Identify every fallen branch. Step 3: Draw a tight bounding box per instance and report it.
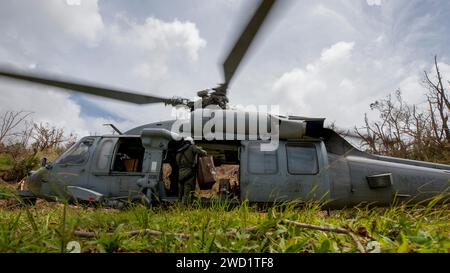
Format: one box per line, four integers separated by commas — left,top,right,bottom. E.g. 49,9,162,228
279,219,366,253
223,226,258,237
73,220,367,253
73,229,195,239
73,225,261,240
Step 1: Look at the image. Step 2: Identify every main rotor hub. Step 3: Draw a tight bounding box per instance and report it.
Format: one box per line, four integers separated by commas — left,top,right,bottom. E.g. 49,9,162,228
195,85,229,110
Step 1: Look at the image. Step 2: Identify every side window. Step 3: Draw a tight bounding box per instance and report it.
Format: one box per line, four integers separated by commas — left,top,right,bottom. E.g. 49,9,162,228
248,143,278,174
58,138,94,165
96,139,115,171
286,143,318,175
112,138,145,172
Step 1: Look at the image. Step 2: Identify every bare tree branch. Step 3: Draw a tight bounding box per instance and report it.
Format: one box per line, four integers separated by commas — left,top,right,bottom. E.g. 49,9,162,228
355,67,450,164
0,110,33,144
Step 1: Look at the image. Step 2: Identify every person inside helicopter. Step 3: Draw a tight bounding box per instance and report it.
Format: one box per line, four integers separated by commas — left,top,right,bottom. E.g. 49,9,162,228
164,140,184,196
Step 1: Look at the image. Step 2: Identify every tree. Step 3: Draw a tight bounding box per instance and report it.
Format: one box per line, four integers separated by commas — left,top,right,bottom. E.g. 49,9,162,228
356,56,450,164
0,110,33,145
31,122,65,151
423,55,450,144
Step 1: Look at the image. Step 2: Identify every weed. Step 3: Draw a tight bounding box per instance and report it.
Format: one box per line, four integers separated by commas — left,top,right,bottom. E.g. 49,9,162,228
0,183,448,253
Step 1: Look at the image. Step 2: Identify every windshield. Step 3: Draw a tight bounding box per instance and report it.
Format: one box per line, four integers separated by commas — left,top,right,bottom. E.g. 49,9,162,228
54,137,96,165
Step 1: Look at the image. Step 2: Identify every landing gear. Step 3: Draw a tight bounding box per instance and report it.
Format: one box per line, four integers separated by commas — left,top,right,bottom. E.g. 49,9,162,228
16,190,37,206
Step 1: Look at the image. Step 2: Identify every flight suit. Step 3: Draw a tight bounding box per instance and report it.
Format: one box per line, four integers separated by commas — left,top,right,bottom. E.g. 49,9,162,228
175,143,207,204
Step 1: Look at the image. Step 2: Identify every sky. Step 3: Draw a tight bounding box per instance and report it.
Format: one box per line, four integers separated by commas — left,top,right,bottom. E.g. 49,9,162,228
0,0,449,139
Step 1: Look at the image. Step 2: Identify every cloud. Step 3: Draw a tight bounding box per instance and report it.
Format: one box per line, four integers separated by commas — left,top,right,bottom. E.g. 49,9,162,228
0,0,104,52
396,60,450,110
366,0,382,6
0,0,207,138
107,16,206,62
104,15,206,83
1,0,449,138
0,80,129,137
270,39,432,128
49,0,104,45
263,0,450,130
436,62,450,83
272,41,363,126
319,42,355,63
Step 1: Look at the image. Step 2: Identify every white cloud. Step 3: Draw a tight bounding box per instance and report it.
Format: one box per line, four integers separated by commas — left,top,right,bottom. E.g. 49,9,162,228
271,40,432,128
107,16,206,62
399,61,450,108
1,81,86,137
272,41,363,126
320,42,355,63
366,0,382,6
131,63,168,82
102,16,206,84
264,1,450,130
0,0,103,49
49,0,104,45
437,62,450,83
0,0,207,138
1,0,449,139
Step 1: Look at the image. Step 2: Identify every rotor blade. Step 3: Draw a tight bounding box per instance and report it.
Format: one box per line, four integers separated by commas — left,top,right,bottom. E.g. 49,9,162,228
0,67,172,105
222,0,276,88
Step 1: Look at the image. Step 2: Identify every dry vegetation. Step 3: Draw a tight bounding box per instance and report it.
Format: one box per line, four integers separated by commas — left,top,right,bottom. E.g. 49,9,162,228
0,111,76,183
355,56,450,164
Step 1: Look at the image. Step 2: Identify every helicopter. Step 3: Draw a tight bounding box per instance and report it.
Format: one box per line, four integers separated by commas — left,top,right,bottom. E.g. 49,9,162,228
0,0,449,208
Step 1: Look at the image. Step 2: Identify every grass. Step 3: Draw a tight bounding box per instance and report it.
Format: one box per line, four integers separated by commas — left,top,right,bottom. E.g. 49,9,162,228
0,182,448,253
0,154,13,171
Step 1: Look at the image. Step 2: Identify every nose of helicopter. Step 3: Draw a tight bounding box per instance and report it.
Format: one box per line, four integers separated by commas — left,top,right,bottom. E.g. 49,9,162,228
26,168,47,196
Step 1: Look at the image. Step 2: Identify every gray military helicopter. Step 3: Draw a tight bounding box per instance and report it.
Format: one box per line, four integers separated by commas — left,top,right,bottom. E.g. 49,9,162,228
0,0,449,208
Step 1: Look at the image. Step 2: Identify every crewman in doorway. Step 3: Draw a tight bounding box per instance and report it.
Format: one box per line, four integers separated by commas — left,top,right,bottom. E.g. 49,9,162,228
175,137,207,204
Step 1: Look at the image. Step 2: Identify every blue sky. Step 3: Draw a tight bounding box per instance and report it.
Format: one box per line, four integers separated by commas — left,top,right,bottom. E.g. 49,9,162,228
0,0,449,137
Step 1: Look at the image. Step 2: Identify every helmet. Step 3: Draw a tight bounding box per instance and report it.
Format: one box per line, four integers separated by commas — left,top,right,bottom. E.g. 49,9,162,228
184,136,194,144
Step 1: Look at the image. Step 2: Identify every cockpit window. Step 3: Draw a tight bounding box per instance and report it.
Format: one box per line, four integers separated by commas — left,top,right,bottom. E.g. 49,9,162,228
57,138,94,165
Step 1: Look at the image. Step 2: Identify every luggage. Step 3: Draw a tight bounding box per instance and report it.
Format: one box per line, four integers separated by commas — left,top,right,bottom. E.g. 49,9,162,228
196,156,216,190
123,159,139,172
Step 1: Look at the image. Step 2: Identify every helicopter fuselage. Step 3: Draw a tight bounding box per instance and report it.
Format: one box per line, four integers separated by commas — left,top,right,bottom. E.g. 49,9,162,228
19,118,450,208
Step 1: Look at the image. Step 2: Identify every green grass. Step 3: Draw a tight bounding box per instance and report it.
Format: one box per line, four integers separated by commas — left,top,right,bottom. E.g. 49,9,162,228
0,183,448,253
0,180,15,198
0,154,13,171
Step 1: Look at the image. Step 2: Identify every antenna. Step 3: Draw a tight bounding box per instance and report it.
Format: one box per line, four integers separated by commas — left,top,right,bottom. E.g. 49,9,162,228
103,124,123,135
